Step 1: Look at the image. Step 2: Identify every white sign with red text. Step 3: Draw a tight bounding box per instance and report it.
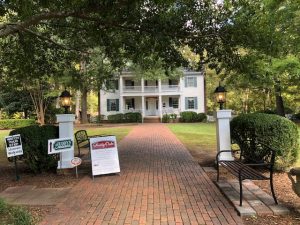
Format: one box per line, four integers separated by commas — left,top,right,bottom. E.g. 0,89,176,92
89,136,120,176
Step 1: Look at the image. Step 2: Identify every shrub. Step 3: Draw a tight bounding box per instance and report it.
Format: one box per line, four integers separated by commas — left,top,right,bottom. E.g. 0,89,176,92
162,114,170,123
180,111,206,122
170,113,177,122
107,114,124,123
10,125,59,173
231,113,299,170
108,112,142,123
0,119,36,129
124,112,142,123
197,113,207,122
179,111,199,122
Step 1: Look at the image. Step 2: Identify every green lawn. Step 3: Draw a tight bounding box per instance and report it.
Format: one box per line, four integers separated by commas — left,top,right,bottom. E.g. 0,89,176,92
0,126,133,166
168,123,300,167
167,123,217,166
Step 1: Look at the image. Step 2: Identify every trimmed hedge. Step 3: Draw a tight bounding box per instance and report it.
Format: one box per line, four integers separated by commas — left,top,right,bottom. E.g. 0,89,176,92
10,125,59,173
231,113,299,170
162,114,170,123
0,119,36,129
107,112,142,123
179,111,207,122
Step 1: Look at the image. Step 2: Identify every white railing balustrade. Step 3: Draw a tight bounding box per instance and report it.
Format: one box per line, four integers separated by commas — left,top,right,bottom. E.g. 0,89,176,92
162,107,180,115
123,86,142,92
123,109,142,113
161,85,180,92
144,86,159,92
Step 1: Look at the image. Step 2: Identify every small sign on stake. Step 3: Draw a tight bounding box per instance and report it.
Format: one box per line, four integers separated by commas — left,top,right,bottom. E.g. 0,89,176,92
5,134,23,181
71,157,82,178
48,138,74,154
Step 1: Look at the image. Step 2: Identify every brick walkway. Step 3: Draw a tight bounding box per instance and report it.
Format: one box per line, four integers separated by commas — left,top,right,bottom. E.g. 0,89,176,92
41,124,243,225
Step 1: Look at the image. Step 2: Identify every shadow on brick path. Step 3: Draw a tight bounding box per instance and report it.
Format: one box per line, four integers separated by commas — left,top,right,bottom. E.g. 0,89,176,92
41,124,243,225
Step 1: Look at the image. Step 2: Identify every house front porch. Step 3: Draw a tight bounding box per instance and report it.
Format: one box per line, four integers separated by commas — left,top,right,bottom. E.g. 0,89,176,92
121,95,181,120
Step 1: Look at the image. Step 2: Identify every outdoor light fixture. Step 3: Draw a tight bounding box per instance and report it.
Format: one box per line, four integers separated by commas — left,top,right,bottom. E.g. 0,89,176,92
59,89,72,114
214,83,227,110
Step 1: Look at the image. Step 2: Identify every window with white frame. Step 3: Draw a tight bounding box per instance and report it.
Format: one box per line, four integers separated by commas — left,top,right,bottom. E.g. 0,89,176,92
185,76,197,87
185,97,197,109
107,99,119,111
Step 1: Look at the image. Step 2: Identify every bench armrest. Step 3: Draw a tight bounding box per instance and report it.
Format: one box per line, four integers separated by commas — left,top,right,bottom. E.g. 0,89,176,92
216,150,240,162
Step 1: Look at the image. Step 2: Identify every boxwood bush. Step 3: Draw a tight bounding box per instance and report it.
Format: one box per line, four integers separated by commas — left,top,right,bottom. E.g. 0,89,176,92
107,112,142,123
179,111,207,122
124,112,142,123
10,125,59,173
231,113,299,170
0,119,36,129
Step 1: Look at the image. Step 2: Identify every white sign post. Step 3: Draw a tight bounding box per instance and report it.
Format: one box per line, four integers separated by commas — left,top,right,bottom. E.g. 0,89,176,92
5,134,23,180
90,136,120,179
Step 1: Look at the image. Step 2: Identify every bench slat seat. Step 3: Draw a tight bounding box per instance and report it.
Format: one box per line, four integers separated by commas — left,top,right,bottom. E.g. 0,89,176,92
216,143,278,206
220,161,268,180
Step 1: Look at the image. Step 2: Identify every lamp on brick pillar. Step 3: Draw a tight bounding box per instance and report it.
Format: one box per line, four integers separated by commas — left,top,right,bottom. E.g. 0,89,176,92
214,83,234,161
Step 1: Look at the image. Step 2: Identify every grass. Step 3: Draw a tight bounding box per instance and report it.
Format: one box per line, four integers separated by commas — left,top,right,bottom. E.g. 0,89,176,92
167,123,217,151
0,198,33,225
78,126,132,142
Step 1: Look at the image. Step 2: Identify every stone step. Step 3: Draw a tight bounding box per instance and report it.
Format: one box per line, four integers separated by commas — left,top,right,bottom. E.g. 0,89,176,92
216,179,289,217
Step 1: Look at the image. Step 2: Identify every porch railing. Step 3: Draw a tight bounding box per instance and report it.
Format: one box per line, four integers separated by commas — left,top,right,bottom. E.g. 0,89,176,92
161,85,180,92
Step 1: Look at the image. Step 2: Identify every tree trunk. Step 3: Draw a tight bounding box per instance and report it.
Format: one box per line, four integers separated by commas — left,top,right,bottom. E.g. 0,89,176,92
75,90,81,123
98,91,101,121
274,82,285,116
81,88,88,124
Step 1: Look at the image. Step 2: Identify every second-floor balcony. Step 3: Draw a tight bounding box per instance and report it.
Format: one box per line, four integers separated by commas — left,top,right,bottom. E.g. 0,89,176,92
123,85,180,93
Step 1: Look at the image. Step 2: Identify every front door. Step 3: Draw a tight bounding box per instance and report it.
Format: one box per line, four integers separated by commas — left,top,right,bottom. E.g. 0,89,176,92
146,98,157,116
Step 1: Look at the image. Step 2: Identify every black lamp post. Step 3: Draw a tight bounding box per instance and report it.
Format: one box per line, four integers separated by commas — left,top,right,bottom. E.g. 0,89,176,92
59,89,72,114
214,83,227,110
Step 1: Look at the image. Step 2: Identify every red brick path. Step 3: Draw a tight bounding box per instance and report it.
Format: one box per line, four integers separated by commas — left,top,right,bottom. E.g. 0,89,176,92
41,124,243,225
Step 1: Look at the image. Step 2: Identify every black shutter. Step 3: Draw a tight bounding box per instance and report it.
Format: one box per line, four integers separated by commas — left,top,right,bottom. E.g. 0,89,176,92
107,99,110,111
169,79,171,85
145,80,148,86
169,97,172,107
146,101,148,110
116,99,119,111
115,80,119,90
132,98,135,109
156,80,158,86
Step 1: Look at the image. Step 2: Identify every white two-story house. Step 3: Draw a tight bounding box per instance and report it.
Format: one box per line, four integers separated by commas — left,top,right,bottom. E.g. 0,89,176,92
100,70,206,121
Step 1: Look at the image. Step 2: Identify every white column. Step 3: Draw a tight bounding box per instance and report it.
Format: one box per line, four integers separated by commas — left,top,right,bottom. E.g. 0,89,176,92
141,78,144,93
120,96,124,113
215,110,234,161
159,95,162,122
56,114,75,169
119,76,123,93
158,79,162,93
142,96,145,123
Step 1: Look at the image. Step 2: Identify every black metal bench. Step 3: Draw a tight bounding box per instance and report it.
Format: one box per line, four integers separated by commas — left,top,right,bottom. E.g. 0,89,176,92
74,130,111,157
74,130,91,157
216,142,278,206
